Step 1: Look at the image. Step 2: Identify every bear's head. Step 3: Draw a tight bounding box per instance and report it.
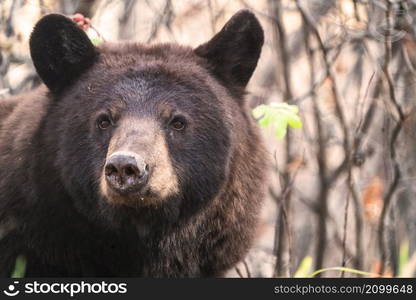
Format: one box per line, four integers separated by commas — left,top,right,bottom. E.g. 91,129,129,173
29,11,264,224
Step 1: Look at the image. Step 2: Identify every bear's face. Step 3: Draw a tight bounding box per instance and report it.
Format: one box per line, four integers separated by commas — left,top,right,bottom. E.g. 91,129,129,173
64,63,231,212
96,70,229,209
29,11,263,220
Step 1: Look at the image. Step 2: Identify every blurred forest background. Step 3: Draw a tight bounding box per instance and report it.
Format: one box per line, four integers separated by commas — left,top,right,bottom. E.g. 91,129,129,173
1,0,416,278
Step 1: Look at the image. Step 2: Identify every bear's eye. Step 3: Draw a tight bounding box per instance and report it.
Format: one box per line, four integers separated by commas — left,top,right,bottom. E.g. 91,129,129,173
170,117,186,131
97,114,112,130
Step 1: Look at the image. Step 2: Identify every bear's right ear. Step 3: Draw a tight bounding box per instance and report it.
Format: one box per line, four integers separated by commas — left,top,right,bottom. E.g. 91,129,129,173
30,14,97,93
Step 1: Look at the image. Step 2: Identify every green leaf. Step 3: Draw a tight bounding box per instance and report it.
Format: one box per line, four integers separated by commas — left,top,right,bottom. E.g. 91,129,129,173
90,37,103,46
87,29,103,46
274,117,287,139
398,240,409,276
252,102,302,140
294,256,313,278
11,255,26,278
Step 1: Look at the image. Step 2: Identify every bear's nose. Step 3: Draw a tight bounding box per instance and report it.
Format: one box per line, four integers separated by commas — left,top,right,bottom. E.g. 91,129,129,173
104,152,149,194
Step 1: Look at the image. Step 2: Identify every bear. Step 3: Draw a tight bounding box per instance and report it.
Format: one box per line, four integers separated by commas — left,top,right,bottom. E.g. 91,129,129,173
0,10,268,277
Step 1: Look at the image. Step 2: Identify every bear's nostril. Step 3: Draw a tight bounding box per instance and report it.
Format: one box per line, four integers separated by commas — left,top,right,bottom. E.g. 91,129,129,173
105,164,118,176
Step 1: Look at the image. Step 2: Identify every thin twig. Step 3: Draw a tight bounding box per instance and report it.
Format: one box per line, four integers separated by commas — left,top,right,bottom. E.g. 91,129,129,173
340,177,352,277
378,0,406,276
242,260,251,278
235,267,244,278
269,0,295,278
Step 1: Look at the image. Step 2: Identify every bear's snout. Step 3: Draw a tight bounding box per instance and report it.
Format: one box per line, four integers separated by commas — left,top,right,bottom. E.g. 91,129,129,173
104,151,149,195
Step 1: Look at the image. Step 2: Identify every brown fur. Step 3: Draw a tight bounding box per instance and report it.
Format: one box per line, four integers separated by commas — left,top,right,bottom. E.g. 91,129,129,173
0,11,268,277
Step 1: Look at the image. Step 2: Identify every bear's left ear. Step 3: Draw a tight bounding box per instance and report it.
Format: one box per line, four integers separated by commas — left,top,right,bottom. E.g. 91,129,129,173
194,10,264,91
29,14,98,93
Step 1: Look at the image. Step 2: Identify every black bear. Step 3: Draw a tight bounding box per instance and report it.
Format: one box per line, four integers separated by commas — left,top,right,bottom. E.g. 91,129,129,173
0,10,268,277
